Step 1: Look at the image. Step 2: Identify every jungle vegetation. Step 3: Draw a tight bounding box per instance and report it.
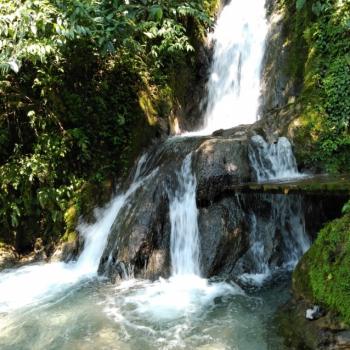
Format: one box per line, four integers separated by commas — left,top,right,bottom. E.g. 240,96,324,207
0,0,216,252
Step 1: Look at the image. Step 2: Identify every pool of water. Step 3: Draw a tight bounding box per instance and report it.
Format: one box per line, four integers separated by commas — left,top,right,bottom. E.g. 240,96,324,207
0,273,289,350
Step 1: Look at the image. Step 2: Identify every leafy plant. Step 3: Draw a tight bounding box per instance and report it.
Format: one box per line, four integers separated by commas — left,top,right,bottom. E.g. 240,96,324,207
288,0,350,172
0,0,214,251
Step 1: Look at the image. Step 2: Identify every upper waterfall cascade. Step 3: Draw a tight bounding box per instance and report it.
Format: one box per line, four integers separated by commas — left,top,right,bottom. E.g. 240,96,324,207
199,0,268,134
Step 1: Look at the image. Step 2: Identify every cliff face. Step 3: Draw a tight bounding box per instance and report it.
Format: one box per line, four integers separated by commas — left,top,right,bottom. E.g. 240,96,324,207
260,0,305,115
260,0,350,173
258,0,312,171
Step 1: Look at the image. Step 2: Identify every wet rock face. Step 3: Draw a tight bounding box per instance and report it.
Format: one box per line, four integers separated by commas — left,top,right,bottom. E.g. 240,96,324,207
98,179,172,281
260,0,303,116
198,199,249,277
260,9,290,114
194,137,251,203
50,239,80,263
98,135,253,280
96,131,347,282
200,193,309,280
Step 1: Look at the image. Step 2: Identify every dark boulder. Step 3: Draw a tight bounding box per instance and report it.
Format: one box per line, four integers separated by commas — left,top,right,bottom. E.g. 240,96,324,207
98,134,253,280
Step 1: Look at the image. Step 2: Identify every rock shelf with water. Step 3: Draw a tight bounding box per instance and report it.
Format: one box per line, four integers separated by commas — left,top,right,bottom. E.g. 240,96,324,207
97,134,347,284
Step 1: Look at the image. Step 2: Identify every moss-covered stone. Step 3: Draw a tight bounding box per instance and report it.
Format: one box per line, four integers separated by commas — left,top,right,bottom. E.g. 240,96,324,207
64,206,77,232
75,179,114,224
61,230,78,244
293,214,350,324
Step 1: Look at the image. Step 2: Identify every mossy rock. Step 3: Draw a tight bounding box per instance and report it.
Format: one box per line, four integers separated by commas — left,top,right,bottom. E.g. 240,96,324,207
61,231,78,244
64,206,78,233
293,214,350,324
76,179,114,223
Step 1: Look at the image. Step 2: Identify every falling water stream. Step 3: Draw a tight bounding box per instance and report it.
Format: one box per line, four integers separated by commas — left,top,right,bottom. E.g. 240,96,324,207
0,1,310,349
0,152,292,350
200,0,267,134
170,153,200,276
249,135,304,181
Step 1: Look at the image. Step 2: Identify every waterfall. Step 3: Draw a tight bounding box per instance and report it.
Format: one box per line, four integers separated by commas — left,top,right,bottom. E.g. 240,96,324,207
235,194,310,285
75,179,146,275
0,0,335,346
100,153,241,324
201,0,268,134
234,135,309,285
0,156,150,313
169,153,200,276
249,135,302,181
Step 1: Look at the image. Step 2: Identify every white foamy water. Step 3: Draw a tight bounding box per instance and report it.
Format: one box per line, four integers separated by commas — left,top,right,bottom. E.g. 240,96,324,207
170,153,200,276
0,276,288,350
0,162,150,313
237,196,310,286
233,135,309,286
104,275,241,324
249,135,304,181
198,0,268,135
102,154,242,328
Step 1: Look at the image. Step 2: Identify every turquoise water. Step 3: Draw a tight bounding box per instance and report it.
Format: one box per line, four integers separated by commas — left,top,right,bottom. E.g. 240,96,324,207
0,274,289,350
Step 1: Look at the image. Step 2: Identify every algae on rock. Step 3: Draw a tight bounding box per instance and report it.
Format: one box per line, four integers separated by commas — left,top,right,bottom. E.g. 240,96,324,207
293,214,350,324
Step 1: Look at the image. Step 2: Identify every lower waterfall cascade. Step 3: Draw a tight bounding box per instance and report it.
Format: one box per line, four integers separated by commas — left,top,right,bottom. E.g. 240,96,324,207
0,167,152,313
169,153,201,276
0,133,328,349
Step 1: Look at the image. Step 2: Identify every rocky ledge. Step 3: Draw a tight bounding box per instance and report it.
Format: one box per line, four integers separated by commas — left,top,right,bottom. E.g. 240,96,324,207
96,129,348,284
0,239,46,271
0,244,19,270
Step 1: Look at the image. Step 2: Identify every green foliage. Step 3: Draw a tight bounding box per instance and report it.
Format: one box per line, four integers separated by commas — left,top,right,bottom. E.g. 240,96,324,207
286,0,350,172
294,214,350,324
0,0,214,252
296,0,306,11
0,0,212,74
342,200,350,215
